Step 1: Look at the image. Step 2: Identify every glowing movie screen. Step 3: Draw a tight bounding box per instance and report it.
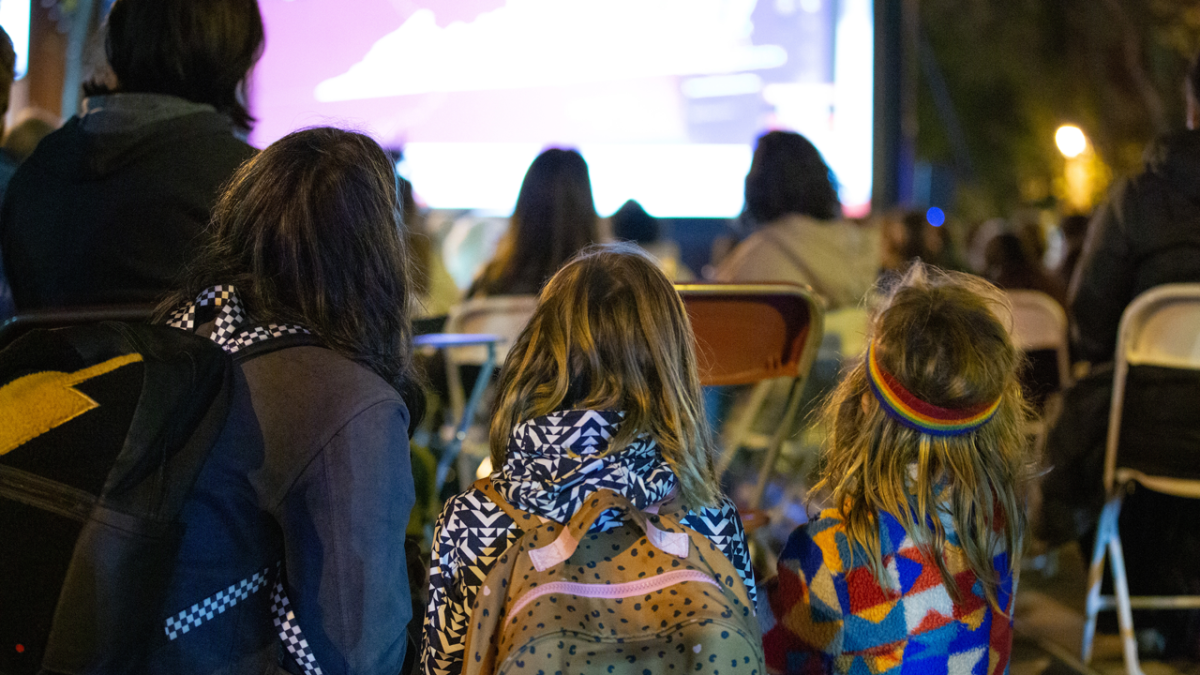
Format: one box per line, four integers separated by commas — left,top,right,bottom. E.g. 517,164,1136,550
251,0,874,217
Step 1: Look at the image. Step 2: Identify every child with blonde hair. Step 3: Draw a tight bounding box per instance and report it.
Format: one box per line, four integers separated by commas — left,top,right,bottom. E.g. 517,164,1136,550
420,244,757,675
761,264,1030,675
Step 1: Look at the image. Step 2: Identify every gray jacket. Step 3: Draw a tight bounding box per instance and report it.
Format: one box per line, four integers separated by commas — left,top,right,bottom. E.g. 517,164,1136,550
146,341,415,675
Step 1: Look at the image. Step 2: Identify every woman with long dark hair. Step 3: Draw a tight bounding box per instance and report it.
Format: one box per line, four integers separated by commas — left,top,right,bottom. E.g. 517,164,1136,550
149,127,422,675
467,148,599,297
716,130,879,310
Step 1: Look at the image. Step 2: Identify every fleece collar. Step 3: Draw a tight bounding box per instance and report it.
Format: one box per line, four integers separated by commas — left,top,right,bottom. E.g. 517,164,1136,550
79,93,217,135
491,409,678,523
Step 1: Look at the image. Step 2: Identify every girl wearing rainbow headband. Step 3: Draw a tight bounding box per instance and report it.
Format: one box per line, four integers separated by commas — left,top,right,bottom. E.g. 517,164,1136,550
760,263,1031,675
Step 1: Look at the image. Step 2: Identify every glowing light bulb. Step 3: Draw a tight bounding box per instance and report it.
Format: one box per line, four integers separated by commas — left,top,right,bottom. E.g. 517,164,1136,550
1056,125,1087,158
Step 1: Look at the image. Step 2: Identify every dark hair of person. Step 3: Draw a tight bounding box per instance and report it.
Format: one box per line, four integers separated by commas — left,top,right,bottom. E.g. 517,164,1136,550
611,199,660,244
161,127,424,422
743,130,841,225
469,148,599,297
397,174,433,300
84,0,264,131
0,27,14,117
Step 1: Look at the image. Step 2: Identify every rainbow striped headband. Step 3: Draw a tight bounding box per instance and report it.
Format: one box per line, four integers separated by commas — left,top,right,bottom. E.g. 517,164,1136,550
866,342,1000,437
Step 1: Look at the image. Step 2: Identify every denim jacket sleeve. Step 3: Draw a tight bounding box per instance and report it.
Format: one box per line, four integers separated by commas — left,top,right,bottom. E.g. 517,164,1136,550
276,399,415,675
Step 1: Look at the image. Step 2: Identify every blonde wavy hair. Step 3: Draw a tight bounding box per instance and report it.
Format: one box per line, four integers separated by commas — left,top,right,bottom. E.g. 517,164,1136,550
814,263,1032,609
490,243,720,507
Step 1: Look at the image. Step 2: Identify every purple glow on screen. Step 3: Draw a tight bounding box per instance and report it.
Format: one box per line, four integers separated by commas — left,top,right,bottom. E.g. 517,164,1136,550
249,0,874,217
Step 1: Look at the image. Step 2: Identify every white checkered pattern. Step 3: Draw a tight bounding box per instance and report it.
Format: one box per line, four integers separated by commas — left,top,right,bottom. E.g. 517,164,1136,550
272,580,324,675
167,285,309,354
164,566,271,640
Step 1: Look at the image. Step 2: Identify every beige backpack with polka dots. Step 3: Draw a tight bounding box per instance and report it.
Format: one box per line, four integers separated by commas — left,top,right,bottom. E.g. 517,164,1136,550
463,480,765,675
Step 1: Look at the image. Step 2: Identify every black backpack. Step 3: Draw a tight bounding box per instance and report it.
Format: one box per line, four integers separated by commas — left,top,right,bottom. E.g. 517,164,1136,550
0,322,232,675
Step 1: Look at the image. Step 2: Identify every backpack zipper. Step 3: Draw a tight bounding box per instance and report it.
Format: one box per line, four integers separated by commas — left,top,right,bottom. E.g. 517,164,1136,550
504,569,719,622
0,464,95,522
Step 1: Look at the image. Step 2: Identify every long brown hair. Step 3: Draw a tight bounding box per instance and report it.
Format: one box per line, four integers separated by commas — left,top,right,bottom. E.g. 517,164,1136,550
490,244,720,507
469,148,599,297
161,127,422,417
814,263,1030,608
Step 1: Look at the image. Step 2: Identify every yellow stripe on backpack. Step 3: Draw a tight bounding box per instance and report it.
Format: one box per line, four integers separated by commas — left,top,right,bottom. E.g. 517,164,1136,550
0,353,144,455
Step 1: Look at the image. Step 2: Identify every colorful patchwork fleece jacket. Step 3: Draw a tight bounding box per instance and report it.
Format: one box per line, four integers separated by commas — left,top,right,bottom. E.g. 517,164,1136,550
760,508,1015,675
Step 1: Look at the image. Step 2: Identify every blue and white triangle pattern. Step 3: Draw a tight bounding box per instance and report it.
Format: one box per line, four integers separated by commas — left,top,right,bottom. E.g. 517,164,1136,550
421,490,521,675
681,499,757,606
493,409,678,523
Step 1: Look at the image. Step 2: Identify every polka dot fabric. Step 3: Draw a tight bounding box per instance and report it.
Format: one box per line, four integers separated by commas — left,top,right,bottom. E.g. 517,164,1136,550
462,486,765,675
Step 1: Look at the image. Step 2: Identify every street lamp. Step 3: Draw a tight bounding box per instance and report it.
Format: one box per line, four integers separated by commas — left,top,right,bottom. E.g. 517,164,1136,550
1056,125,1087,158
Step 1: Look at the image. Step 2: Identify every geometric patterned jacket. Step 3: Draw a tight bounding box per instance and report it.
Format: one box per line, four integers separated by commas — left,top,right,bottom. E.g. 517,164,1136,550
419,409,757,675
760,508,1015,675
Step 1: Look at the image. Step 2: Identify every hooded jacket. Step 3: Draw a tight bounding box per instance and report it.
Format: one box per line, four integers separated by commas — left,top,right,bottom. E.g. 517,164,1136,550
0,93,256,310
419,409,756,675
715,213,881,311
1071,128,1200,363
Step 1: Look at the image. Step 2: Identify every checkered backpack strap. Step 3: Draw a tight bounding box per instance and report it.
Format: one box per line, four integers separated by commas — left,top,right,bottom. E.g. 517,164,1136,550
167,285,310,355
270,575,324,675
162,563,324,675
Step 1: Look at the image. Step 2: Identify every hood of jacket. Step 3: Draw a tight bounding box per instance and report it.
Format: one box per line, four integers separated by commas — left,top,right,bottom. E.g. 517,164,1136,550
34,93,234,181
490,409,678,523
1144,128,1200,205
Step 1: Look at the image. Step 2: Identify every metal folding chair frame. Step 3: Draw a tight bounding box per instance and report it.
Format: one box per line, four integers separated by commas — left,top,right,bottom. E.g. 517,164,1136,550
1081,283,1200,675
675,283,825,509
413,332,503,492
0,304,156,351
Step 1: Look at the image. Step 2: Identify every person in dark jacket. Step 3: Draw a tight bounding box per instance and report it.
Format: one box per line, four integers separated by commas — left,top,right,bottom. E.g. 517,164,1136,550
0,0,262,310
1039,49,1200,658
1070,128,1200,362
149,127,423,675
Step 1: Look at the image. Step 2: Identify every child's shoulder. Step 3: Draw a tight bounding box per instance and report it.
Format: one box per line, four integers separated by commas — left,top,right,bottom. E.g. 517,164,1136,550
778,508,891,576
435,486,521,537
774,509,842,570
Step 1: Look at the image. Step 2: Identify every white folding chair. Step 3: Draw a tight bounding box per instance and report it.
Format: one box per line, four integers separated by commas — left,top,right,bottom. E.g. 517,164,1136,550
414,333,503,491
1081,283,1200,675
1006,290,1071,391
1004,290,1071,444
440,295,538,489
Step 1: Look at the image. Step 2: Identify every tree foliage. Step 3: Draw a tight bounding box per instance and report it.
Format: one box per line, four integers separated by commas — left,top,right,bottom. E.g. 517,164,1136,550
918,0,1200,218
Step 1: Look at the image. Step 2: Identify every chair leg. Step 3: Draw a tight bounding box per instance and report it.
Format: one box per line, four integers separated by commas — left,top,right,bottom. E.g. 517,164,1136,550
716,381,772,476
1106,502,1143,675
750,377,806,509
1082,497,1116,664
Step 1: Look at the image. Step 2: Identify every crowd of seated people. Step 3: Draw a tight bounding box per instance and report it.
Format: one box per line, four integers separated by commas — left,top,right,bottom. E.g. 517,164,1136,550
6,0,1200,673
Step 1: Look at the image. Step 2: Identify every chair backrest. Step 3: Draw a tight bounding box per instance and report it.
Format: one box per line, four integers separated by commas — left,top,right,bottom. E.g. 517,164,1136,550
674,283,824,387
442,295,538,367
1004,289,1072,392
441,295,538,422
0,304,157,351
1105,284,1200,490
